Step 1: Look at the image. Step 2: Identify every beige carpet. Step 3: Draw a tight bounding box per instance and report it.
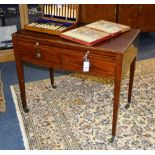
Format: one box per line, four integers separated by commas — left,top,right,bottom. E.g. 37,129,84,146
0,71,5,112
11,58,155,150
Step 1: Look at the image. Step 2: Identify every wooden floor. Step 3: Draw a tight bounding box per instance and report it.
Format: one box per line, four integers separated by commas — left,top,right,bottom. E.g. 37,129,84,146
0,49,15,63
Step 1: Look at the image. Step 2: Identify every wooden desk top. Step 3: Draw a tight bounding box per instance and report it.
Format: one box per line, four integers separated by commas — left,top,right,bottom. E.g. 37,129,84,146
13,28,140,54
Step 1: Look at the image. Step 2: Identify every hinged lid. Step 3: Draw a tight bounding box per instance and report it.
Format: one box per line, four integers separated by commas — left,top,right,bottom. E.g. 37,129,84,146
24,4,79,35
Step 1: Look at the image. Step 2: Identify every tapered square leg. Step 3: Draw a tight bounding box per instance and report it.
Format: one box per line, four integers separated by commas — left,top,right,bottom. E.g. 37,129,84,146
16,61,29,113
125,57,136,109
110,56,123,142
110,77,122,142
49,67,56,89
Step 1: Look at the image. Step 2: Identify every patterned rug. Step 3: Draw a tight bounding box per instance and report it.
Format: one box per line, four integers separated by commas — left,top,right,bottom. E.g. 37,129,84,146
11,58,155,150
0,71,5,112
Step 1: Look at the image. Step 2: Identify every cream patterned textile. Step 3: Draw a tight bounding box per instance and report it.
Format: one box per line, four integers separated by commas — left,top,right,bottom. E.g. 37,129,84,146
11,58,155,149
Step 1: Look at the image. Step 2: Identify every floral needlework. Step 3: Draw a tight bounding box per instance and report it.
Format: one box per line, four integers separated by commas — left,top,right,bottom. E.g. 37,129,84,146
12,58,155,149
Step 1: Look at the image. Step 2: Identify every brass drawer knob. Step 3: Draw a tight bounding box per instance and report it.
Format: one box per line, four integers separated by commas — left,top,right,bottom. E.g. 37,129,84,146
36,52,42,59
35,42,42,59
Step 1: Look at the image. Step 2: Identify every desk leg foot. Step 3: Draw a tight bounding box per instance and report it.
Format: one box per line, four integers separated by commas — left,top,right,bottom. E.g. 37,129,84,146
23,107,29,113
52,85,56,89
125,103,130,109
109,135,115,143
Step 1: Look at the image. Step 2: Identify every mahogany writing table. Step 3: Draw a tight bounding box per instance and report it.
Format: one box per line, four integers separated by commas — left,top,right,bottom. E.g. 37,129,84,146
12,28,140,142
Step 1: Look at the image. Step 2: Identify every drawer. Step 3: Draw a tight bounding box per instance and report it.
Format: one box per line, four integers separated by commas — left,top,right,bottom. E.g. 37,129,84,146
63,50,116,78
15,41,62,68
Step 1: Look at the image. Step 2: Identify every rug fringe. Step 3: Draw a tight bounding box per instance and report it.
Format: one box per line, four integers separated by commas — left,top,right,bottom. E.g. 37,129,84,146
0,71,6,112
10,85,30,150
